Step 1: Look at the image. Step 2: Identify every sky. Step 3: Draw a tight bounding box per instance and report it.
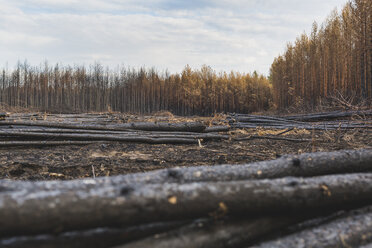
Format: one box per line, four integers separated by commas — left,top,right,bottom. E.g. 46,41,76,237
0,0,347,75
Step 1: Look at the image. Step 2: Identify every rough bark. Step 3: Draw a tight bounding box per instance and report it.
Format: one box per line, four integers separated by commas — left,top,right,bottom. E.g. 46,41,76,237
234,135,312,142
232,122,372,130
0,222,186,248
284,110,372,121
1,149,370,191
0,121,207,132
229,112,372,130
116,215,316,248
203,126,230,133
252,206,372,248
0,129,228,141
0,141,98,147
0,131,200,144
1,173,372,237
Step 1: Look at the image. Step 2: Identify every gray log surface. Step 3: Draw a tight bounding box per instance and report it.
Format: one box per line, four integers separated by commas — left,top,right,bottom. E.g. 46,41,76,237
0,222,186,248
0,121,207,132
2,173,372,237
251,206,372,248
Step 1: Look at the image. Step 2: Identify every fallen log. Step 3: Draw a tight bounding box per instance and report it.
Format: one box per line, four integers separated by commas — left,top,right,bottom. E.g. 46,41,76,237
0,131,200,144
284,110,372,122
0,121,207,132
0,221,186,248
203,126,230,133
116,214,323,248
252,206,372,248
232,122,372,130
234,135,312,142
2,173,372,237
0,141,99,147
0,129,228,141
1,149,370,192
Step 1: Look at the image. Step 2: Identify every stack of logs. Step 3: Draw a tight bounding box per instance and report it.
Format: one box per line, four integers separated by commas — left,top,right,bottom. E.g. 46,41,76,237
0,149,372,247
0,113,230,147
229,110,372,130
1,110,371,147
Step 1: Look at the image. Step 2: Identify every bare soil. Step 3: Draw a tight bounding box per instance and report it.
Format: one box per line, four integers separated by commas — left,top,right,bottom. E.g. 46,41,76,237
0,114,370,181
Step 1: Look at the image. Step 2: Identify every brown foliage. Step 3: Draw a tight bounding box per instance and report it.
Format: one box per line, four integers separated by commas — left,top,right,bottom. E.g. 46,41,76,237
271,0,372,110
0,64,272,115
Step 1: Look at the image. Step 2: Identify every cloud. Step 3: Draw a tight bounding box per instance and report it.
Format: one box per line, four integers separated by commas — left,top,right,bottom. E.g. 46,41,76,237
0,0,347,74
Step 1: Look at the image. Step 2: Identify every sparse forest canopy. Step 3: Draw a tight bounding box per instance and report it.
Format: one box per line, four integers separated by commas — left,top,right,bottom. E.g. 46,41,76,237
271,0,372,109
0,63,272,115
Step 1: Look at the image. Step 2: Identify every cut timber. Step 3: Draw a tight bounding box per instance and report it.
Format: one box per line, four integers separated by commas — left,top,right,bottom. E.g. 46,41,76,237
0,131,199,144
0,121,206,132
228,111,372,130
253,206,372,248
203,126,230,133
0,222,186,248
1,149,370,190
0,129,228,141
284,110,372,122
1,173,372,236
0,141,98,147
117,215,317,248
234,135,311,142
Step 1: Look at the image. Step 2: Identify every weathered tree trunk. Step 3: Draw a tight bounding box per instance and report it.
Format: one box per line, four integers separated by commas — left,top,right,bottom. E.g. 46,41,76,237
0,141,98,147
0,129,228,141
116,215,317,248
203,126,230,133
0,121,207,132
252,206,372,248
0,131,200,144
234,135,311,142
0,222,186,248
1,149,370,190
1,173,372,237
283,110,372,121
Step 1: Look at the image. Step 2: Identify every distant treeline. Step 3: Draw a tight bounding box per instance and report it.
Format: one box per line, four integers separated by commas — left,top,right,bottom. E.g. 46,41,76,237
271,0,372,109
2,1,370,114
0,63,272,115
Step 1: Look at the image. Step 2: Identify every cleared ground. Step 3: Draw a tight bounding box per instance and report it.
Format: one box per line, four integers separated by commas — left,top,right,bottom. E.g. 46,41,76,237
0,113,370,180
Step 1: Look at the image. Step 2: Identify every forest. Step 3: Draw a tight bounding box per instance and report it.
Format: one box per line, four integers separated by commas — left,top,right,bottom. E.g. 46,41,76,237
0,64,272,115
0,0,371,115
271,0,372,109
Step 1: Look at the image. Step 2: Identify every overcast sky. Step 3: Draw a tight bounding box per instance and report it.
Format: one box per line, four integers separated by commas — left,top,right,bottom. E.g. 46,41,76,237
0,0,347,74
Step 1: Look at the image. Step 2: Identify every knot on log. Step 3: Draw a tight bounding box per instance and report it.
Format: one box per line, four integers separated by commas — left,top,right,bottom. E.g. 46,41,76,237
292,158,301,167
167,169,183,180
120,186,134,196
288,180,299,187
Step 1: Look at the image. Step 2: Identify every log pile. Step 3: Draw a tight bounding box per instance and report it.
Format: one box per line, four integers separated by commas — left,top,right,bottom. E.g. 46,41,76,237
0,113,230,146
229,110,372,130
1,149,372,248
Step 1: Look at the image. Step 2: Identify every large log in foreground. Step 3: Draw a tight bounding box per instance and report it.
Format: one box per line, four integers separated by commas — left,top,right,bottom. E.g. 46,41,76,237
252,206,372,248
0,149,370,192
117,208,352,248
116,215,322,248
0,221,187,248
2,173,372,237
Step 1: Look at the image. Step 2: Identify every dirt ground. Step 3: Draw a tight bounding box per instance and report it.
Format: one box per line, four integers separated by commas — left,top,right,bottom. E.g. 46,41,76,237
0,121,370,181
